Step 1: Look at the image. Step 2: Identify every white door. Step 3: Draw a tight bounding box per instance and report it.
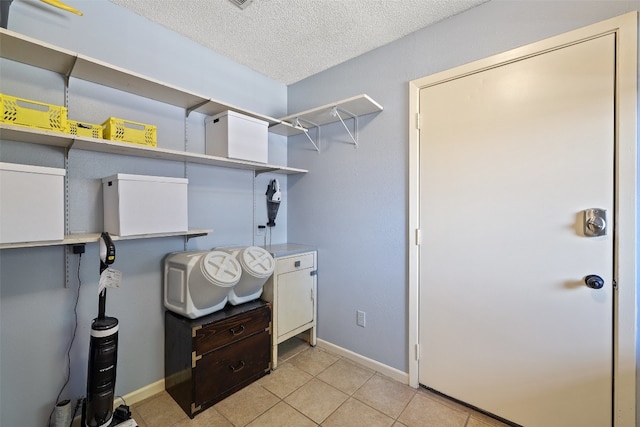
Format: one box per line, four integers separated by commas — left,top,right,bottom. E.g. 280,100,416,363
418,33,614,426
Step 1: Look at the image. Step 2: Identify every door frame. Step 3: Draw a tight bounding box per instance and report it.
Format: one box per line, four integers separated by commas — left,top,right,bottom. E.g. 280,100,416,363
408,12,637,426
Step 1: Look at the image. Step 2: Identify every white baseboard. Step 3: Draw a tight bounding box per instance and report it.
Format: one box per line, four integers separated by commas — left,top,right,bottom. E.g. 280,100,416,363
70,379,165,427
316,338,410,385
119,378,165,406
69,342,408,426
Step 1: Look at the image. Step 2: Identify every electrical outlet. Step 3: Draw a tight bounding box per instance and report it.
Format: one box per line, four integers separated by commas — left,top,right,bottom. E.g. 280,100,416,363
357,310,366,327
71,244,85,254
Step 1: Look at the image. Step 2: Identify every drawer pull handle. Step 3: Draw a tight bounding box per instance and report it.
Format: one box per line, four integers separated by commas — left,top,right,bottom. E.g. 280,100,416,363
230,361,245,373
230,325,245,336
295,261,301,267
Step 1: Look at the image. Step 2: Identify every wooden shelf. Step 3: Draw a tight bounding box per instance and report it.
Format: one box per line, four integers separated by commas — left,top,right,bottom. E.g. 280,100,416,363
0,124,308,175
0,229,213,250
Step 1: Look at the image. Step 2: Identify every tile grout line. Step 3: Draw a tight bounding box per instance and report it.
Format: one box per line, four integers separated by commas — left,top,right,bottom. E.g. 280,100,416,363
306,355,407,425
137,339,504,427
272,348,410,425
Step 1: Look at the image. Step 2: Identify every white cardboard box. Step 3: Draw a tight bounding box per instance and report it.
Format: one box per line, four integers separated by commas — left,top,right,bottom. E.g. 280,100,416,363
0,162,66,244
205,110,268,163
102,173,188,236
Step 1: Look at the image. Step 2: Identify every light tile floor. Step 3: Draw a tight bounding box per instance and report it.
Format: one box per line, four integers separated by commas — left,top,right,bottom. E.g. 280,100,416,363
130,338,510,427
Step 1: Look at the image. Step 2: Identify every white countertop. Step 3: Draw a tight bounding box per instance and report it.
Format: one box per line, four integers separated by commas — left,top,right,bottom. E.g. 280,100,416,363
264,243,316,258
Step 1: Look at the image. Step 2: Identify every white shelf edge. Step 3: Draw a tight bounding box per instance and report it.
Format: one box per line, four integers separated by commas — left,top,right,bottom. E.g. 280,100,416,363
109,229,213,242
0,229,214,250
0,27,77,75
0,124,308,174
278,94,383,129
0,124,74,147
72,54,210,111
191,98,283,126
269,122,309,137
0,28,284,129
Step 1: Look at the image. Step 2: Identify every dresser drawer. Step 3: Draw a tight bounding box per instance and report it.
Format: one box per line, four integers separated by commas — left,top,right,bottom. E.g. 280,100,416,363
276,253,314,274
194,330,270,407
194,305,270,356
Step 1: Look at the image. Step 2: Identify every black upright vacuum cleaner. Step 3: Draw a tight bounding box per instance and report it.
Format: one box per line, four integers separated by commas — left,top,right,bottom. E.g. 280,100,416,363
82,232,124,427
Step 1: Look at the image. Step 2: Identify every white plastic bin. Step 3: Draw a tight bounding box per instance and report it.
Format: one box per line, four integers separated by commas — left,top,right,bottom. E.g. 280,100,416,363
164,250,242,319
205,110,268,163
102,173,188,236
222,246,275,305
0,162,65,244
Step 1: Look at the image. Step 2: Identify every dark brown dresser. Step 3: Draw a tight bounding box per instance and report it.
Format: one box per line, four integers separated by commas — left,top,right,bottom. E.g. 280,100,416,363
164,300,271,418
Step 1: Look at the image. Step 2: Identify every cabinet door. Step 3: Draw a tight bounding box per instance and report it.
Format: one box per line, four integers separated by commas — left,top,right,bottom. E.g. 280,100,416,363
277,268,314,337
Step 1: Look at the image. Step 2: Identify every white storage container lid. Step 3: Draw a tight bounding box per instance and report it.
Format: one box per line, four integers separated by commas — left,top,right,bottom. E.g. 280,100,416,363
0,162,66,176
209,110,268,127
101,173,188,184
200,251,242,287
238,246,275,278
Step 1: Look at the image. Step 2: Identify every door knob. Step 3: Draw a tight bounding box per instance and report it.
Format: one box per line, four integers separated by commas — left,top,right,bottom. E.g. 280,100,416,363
586,216,606,232
585,275,605,289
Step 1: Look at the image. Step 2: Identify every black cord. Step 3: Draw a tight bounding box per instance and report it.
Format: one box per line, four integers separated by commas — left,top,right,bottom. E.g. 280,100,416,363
48,253,82,427
69,399,82,427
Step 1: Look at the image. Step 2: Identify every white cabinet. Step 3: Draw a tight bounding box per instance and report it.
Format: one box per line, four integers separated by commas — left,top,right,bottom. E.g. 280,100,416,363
261,246,317,369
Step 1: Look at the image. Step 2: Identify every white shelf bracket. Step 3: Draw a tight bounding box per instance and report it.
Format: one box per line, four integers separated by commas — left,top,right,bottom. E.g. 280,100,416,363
293,117,320,152
186,99,210,117
331,106,358,147
64,55,78,88
254,167,279,177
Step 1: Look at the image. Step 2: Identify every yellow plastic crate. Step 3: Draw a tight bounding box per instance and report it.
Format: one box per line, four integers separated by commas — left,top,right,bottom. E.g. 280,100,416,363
102,117,157,147
0,93,68,133
68,120,102,139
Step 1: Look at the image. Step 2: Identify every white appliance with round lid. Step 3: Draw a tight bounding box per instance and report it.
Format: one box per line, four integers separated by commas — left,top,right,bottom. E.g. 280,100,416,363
164,250,242,318
221,246,275,305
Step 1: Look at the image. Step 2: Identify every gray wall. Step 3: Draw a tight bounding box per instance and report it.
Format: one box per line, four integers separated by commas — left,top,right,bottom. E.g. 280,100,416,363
0,1,287,426
287,0,639,380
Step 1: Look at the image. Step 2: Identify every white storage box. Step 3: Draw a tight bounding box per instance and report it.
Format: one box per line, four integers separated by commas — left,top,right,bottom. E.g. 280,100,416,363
102,173,188,236
205,110,268,163
0,162,65,244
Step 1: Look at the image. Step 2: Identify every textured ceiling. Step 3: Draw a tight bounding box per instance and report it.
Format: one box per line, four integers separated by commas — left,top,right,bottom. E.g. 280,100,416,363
109,0,487,85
